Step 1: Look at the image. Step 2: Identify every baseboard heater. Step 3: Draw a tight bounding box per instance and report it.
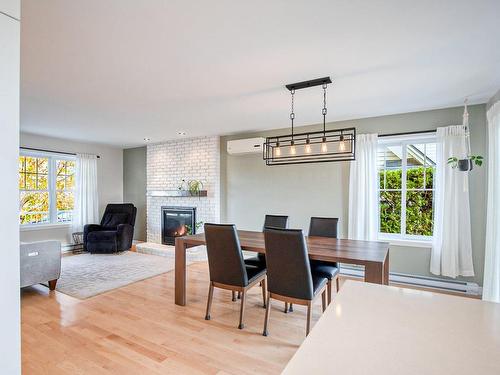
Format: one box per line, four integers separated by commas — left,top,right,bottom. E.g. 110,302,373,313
340,264,482,296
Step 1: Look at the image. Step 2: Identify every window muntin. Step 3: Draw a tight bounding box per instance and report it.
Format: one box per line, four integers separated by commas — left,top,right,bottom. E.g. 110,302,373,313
378,136,436,240
56,160,76,223
19,153,76,226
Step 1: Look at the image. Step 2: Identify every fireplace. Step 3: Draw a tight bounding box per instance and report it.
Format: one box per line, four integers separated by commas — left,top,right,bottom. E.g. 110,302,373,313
161,206,196,245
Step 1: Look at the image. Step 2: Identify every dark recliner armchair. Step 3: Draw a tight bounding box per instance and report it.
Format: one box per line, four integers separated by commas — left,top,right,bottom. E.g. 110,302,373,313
84,204,137,254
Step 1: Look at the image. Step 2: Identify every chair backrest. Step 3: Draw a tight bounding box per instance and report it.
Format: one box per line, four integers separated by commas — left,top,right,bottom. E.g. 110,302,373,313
204,223,248,287
100,203,137,228
308,217,339,238
263,214,289,230
263,228,314,300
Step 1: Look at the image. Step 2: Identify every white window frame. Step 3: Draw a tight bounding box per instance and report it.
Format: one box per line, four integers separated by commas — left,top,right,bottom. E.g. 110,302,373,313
377,133,436,245
19,151,76,229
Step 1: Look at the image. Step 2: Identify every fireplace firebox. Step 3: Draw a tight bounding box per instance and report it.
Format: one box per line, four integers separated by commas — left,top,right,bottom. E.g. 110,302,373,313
161,206,196,245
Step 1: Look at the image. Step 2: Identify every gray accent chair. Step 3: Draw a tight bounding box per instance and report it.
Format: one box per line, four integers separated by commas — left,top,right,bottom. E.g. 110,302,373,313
20,241,61,290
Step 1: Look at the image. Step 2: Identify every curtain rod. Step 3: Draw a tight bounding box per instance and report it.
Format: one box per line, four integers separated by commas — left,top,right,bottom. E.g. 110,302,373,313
378,129,436,138
20,146,100,158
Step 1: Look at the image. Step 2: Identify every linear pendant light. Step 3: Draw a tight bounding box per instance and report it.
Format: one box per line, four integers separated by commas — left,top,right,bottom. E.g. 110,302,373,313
263,77,356,166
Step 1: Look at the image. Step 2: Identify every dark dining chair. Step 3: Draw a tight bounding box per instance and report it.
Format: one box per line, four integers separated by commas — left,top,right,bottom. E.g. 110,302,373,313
204,223,267,329
262,228,328,336
309,217,340,304
244,214,289,268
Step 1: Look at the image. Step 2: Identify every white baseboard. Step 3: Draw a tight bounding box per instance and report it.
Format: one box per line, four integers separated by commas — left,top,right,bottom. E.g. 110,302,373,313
340,265,482,296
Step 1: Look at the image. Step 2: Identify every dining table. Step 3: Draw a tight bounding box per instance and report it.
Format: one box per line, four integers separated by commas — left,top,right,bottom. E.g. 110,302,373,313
174,229,390,306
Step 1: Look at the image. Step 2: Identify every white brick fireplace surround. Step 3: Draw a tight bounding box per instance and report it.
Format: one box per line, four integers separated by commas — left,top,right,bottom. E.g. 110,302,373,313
146,136,220,244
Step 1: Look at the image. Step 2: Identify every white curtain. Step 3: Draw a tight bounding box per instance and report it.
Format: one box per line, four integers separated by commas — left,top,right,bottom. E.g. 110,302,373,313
430,126,474,277
72,153,99,232
483,102,500,303
348,133,378,240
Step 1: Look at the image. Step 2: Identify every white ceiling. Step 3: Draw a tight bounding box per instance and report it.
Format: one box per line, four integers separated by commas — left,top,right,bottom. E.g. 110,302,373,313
20,0,500,148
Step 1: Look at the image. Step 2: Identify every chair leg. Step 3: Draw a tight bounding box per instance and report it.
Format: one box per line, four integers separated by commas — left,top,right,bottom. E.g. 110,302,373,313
205,282,214,320
284,302,288,313
232,290,236,302
261,278,267,308
263,293,271,336
237,291,241,299
327,279,332,305
336,276,340,292
205,283,214,320
289,303,293,312
238,290,246,329
322,290,327,312
306,301,312,336
48,279,58,291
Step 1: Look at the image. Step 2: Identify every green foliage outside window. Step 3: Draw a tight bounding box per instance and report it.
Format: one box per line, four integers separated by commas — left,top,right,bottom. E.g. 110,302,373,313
379,167,434,236
19,156,76,225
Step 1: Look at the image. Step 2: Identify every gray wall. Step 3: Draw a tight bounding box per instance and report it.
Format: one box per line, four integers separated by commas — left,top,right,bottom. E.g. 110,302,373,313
20,132,124,243
123,147,147,241
221,105,487,285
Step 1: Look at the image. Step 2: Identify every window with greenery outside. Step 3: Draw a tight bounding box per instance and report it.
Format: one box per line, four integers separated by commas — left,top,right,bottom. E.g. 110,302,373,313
19,155,75,225
19,156,49,224
378,142,435,238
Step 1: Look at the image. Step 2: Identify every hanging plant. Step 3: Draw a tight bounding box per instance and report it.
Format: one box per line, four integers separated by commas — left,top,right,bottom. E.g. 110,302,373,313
447,99,485,172
447,155,483,171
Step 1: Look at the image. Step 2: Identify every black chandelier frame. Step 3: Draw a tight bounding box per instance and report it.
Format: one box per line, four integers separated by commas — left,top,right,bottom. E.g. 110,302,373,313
263,76,356,166
263,127,356,166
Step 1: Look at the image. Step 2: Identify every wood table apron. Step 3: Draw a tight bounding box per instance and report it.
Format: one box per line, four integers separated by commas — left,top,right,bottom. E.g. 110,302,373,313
175,230,390,306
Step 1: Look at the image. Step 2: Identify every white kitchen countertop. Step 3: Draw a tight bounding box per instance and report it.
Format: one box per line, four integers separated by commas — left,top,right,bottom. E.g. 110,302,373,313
282,281,500,375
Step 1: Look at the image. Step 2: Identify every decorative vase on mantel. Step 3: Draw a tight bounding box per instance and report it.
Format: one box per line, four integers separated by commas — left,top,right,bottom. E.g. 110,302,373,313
177,179,187,191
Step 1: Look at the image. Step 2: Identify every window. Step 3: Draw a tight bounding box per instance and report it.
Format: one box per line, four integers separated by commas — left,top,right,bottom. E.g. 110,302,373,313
19,153,76,226
377,135,436,241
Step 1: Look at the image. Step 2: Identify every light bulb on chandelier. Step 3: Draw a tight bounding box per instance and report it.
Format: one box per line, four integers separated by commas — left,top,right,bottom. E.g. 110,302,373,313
321,136,328,153
305,137,311,153
275,142,281,157
339,135,346,151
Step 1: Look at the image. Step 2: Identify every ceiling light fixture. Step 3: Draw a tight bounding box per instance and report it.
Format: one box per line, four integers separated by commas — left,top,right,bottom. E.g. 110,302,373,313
177,131,187,136
143,137,151,142
263,77,356,166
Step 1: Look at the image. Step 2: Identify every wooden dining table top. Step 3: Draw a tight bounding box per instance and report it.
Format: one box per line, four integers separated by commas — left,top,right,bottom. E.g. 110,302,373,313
180,230,389,265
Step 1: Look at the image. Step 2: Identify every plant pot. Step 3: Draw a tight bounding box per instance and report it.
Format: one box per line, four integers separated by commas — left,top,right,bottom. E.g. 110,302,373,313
458,159,473,172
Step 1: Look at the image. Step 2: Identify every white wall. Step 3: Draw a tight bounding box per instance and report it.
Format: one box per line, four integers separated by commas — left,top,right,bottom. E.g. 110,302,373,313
20,132,124,243
0,1,21,373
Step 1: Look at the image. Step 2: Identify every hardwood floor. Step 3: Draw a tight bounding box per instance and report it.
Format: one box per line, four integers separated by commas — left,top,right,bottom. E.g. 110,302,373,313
21,261,478,374
21,262,327,375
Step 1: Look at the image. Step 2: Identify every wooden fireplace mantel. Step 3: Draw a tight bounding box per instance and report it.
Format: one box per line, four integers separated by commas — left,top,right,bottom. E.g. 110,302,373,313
147,190,208,197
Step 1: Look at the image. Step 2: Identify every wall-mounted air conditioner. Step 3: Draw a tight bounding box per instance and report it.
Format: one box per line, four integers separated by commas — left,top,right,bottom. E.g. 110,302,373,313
227,137,265,155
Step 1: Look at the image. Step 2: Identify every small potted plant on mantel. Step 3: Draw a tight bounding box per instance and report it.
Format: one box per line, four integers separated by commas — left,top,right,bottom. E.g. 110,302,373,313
188,180,203,196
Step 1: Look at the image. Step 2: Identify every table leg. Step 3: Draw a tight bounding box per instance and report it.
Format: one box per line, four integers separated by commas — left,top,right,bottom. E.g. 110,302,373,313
175,238,187,306
364,262,384,284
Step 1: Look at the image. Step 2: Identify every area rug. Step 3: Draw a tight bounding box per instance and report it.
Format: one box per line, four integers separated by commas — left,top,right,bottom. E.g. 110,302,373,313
56,247,207,299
